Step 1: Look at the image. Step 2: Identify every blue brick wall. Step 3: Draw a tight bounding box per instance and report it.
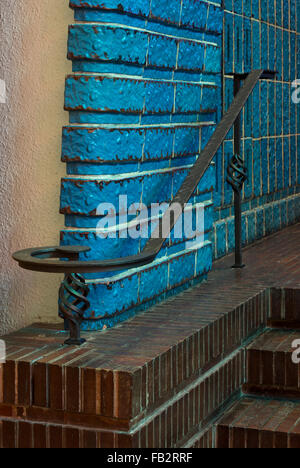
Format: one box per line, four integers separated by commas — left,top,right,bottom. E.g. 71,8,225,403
61,0,223,330
213,0,300,260
61,0,299,329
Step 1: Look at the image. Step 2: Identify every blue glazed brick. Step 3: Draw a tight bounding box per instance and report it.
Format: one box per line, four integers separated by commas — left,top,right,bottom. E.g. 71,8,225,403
195,242,212,276
280,199,288,227
260,0,268,22
148,35,177,69
268,138,276,193
265,204,274,235
207,4,223,35
273,202,281,232
227,218,235,252
234,0,243,15
268,26,275,71
261,139,268,194
244,139,253,199
260,82,268,137
168,250,196,288
269,0,275,24
178,41,205,71
283,31,290,83
224,0,232,10
70,0,151,17
256,208,265,239
290,0,296,31
261,23,268,71
268,82,275,137
244,18,252,73
252,0,259,19
276,138,283,190
252,20,261,70
290,33,296,81
204,44,221,73
216,221,227,258
86,272,140,324
175,83,217,114
244,0,251,17
275,28,283,81
234,15,244,73
282,84,290,136
283,0,290,29
151,0,181,24
224,141,234,205
276,0,282,26
283,137,290,188
65,75,146,113
224,12,234,73
290,136,296,186
253,140,261,197
181,0,208,31
68,24,148,65
139,260,169,304
247,212,256,244
276,83,283,135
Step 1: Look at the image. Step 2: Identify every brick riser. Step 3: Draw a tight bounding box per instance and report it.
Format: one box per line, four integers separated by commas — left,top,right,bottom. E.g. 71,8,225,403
244,329,300,399
1,225,300,448
215,329,300,448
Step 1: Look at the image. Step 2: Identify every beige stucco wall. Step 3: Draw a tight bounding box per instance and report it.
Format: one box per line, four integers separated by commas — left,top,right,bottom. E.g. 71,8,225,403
0,0,73,334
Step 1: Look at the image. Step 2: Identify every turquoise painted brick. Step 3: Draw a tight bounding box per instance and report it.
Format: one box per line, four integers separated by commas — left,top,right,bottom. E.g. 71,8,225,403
265,204,274,235
168,250,196,288
181,0,208,31
177,41,205,71
275,28,283,81
139,260,169,304
148,35,178,69
273,203,281,232
268,138,276,193
252,0,259,19
253,140,261,198
269,0,275,24
65,75,218,116
227,218,235,252
234,15,243,73
283,137,290,189
247,212,256,244
276,0,282,26
70,0,151,18
216,221,226,257
252,20,261,71
195,242,212,276
86,272,140,324
151,0,181,23
256,208,265,239
68,24,148,65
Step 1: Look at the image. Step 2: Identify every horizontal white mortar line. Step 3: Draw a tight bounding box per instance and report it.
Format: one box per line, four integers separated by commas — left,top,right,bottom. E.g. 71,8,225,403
87,239,212,284
68,72,218,87
63,121,216,129
71,21,219,47
62,163,199,180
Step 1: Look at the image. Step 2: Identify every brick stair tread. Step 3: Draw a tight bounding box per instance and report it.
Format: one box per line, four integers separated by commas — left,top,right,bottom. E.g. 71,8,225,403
216,397,300,448
245,329,300,397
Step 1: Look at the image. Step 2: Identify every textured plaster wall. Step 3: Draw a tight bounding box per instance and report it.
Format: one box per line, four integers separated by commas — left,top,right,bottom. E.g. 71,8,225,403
0,0,72,333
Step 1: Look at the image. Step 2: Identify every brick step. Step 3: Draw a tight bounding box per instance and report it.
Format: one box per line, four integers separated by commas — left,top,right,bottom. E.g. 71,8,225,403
244,329,300,398
216,397,300,448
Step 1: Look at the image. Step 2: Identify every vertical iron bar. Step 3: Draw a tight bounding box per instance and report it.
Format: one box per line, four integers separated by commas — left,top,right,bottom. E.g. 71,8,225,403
233,77,245,269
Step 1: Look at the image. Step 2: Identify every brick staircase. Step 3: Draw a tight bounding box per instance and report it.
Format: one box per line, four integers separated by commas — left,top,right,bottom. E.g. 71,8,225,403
0,225,300,448
215,329,300,448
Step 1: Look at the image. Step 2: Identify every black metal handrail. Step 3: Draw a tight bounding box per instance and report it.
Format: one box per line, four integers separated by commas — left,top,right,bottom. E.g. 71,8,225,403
13,69,276,345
